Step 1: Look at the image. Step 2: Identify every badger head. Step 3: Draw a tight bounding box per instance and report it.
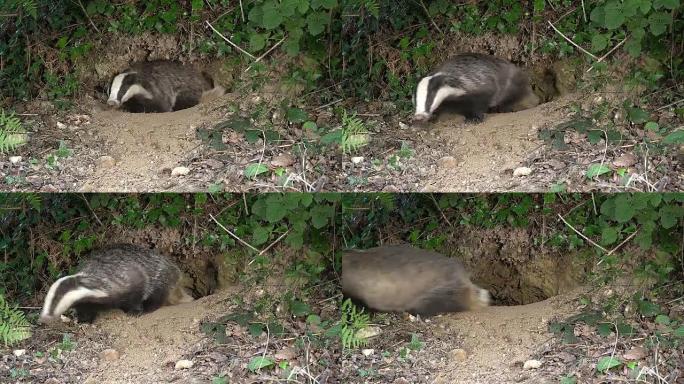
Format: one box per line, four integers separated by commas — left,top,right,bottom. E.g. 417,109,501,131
39,273,107,324
107,71,153,108
413,73,465,123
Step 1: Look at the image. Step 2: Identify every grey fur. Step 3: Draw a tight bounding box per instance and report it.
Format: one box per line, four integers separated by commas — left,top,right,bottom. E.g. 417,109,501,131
342,244,489,316
40,244,193,323
413,53,539,123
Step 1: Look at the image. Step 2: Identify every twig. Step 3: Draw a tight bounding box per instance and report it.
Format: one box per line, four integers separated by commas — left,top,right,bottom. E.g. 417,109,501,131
245,36,286,72
209,213,259,253
239,0,245,22
418,0,443,34
76,0,100,33
605,229,639,258
557,213,608,253
587,37,628,72
206,21,255,59
430,194,452,226
242,193,249,215
548,21,598,60
80,193,103,227
656,99,684,111
581,0,587,22
257,229,291,257
315,98,343,110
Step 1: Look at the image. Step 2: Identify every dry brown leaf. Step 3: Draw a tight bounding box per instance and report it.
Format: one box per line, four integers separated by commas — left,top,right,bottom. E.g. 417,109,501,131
623,346,647,360
612,153,637,168
271,153,295,168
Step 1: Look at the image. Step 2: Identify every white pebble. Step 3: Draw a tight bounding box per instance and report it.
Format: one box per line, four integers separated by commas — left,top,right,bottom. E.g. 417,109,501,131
513,167,532,177
9,156,22,164
171,166,190,176
351,156,364,164
175,359,194,370
13,349,26,357
56,122,66,129
523,359,542,369
361,349,374,356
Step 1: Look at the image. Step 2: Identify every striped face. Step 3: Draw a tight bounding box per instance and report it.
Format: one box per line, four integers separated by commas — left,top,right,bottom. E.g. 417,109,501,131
107,72,153,108
40,273,108,323
413,73,465,122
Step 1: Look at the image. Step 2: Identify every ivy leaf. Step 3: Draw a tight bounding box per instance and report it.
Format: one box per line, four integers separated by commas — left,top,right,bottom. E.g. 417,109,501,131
597,356,622,372
289,300,311,316
249,33,267,51
627,107,650,123
586,164,611,179
644,121,659,131
654,314,671,325
662,129,684,144
592,34,609,51
601,227,619,245
251,225,272,246
306,11,329,36
244,163,269,179
286,108,308,123
247,356,275,372
674,326,684,337
648,11,671,36
638,300,661,317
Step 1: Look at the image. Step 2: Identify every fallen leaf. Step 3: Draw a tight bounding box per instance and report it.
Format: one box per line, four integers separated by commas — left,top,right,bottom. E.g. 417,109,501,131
623,346,647,360
612,153,637,168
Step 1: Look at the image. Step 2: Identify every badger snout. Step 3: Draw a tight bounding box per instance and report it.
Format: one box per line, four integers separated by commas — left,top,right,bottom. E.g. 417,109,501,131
39,314,57,324
107,99,120,107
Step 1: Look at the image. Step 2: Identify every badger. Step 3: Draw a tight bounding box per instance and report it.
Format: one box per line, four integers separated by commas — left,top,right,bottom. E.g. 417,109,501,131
40,244,194,324
341,244,490,316
107,60,225,113
413,53,540,124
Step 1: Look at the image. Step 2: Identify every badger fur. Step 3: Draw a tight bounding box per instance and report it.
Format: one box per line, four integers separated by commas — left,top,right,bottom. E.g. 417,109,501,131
40,244,194,324
342,244,490,316
413,53,540,123
107,60,225,113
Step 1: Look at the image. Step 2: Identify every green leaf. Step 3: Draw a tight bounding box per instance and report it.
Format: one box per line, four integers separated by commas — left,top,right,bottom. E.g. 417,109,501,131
303,121,318,131
592,34,609,51
614,194,636,223
586,164,611,179
648,11,671,35
655,314,671,325
244,163,269,179
289,300,310,316
604,1,626,29
306,11,329,36
644,121,659,131
625,37,643,56
674,326,684,337
660,204,683,229
627,107,650,123
248,323,264,336
654,0,680,9
247,356,275,372
286,108,308,123
310,204,334,229
597,356,622,372
265,195,288,222
261,2,284,29
311,0,337,10
638,300,661,317
662,129,684,144
597,323,614,336
249,33,267,51
601,227,619,245
560,377,577,384
251,225,272,246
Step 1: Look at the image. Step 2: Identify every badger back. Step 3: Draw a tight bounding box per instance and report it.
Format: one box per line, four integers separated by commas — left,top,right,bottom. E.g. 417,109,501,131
342,244,488,315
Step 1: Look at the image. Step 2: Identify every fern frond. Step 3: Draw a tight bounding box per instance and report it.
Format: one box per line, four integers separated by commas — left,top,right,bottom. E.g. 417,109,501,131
0,109,27,153
339,298,370,350
364,0,379,18
0,293,32,347
340,111,369,154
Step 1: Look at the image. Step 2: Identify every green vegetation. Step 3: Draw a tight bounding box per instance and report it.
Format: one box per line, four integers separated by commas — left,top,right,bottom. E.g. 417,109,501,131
0,109,27,153
0,293,31,347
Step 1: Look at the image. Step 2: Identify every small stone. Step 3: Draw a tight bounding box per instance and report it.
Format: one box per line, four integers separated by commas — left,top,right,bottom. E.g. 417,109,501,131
513,167,532,177
174,359,194,370
399,122,408,130
9,156,22,163
612,153,637,168
13,349,26,357
361,349,374,356
274,347,297,361
205,159,224,169
97,156,116,168
45,378,61,384
523,359,542,369
623,346,647,360
271,153,295,167
392,379,410,384
351,156,364,164
171,166,190,176
56,122,66,129
355,326,382,339
100,348,119,362
450,348,467,362
438,156,458,168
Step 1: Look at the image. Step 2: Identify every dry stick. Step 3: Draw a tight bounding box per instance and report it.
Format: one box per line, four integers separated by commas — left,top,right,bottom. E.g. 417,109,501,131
80,194,103,227
76,0,100,33
245,36,286,72
587,37,628,73
430,193,452,226
315,98,343,110
239,0,245,22
656,99,684,111
258,229,291,257
418,0,443,34
209,213,260,253
205,21,255,59
548,21,598,60
557,213,609,253
605,229,640,257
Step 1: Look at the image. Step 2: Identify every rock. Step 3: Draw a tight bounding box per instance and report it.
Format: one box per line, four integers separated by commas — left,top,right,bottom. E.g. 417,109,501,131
393,378,410,384
438,156,458,168
56,122,66,129
355,326,382,340
274,347,297,361
623,346,647,360
612,153,637,168
450,348,467,362
174,359,194,370
171,166,190,176
361,349,375,356
513,167,532,177
96,156,116,168
9,156,22,164
271,153,295,167
13,349,26,357
399,122,409,130
523,359,542,369
100,348,120,362
351,156,364,164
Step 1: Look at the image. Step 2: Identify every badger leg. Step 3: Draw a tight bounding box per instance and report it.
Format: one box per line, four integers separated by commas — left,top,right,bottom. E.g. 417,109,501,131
122,96,172,113
141,286,170,313
73,303,108,323
119,289,145,316
410,286,471,316
457,91,492,123
173,91,200,111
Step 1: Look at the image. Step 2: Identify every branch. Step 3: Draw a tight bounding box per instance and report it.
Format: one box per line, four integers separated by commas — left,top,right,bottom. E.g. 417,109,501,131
206,20,255,59
548,21,597,60
209,213,259,253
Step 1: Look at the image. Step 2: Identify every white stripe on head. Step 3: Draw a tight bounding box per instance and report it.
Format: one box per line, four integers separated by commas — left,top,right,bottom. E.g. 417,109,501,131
108,73,129,105
121,84,153,103
429,85,465,114
414,74,435,116
40,273,107,322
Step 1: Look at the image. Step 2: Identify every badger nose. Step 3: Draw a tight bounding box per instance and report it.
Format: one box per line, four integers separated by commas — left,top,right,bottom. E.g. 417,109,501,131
107,99,120,107
411,114,430,127
39,315,53,324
